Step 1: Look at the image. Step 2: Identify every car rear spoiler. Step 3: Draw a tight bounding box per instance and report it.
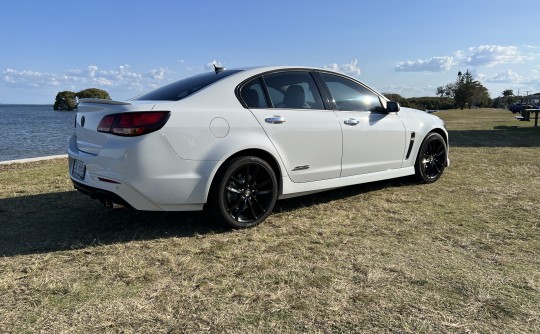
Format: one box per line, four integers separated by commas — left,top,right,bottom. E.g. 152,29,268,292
78,98,132,106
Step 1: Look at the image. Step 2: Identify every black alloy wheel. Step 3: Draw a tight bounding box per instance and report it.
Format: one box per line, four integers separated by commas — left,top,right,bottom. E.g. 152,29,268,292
415,132,447,183
211,156,278,228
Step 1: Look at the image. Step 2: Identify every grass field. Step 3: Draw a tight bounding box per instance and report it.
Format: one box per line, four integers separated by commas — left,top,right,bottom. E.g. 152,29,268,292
1,108,539,333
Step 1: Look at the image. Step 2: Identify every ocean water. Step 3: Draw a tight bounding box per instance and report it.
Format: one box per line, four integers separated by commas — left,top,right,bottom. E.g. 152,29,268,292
0,105,75,161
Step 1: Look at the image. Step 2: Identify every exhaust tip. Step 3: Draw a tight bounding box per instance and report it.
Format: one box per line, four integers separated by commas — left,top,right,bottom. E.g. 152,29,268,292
101,198,126,209
101,198,113,209
101,198,124,209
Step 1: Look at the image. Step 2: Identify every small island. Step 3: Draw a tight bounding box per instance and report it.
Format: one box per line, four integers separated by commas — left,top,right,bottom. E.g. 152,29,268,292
54,88,110,111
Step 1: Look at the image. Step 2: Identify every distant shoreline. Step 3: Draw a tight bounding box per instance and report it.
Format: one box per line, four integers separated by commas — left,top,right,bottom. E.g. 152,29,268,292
0,154,67,165
0,104,75,112
0,104,54,106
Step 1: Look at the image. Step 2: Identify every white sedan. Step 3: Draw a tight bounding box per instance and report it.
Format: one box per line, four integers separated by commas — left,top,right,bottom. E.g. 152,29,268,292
68,66,449,228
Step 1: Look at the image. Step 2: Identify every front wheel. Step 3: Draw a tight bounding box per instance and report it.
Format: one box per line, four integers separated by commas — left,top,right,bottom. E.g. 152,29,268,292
415,132,447,183
208,156,278,228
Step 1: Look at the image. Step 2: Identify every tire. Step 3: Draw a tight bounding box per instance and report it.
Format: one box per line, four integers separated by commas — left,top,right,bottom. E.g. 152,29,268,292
208,156,278,228
415,132,447,183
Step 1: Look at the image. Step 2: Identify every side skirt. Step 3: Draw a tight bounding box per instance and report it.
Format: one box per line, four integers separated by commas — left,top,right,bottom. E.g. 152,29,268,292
279,167,415,199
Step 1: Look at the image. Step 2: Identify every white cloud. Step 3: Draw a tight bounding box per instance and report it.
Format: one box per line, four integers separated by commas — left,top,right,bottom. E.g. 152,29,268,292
3,68,85,87
147,68,166,80
484,69,522,83
94,77,113,86
453,50,466,62
324,59,361,76
2,65,171,91
94,64,143,83
475,73,488,81
396,44,538,73
87,65,98,78
395,56,454,72
463,45,529,67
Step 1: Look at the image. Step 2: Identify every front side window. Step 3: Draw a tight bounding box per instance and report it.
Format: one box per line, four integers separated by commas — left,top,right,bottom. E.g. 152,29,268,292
262,71,324,109
320,73,382,112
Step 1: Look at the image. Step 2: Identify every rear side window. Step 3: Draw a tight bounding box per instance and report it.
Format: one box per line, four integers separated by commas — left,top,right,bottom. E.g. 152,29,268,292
263,71,324,109
320,73,382,112
133,70,242,101
240,78,269,108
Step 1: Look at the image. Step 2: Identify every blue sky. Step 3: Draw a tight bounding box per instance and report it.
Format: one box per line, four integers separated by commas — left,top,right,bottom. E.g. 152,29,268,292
1,0,539,104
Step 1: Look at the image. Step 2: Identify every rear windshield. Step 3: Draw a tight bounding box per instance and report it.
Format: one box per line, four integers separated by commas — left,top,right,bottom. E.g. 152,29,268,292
133,70,242,101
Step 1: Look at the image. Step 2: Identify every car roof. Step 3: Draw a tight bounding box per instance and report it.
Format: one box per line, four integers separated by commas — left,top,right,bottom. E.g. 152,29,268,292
231,65,327,74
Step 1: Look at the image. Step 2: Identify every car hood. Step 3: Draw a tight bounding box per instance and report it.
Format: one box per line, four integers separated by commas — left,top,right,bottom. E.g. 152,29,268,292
399,107,442,121
398,107,446,132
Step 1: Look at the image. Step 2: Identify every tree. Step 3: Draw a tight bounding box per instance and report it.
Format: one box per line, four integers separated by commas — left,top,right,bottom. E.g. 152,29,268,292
76,88,111,100
454,70,473,109
436,83,456,98
406,97,454,110
53,91,77,111
382,93,410,107
502,89,514,97
438,70,491,109
501,89,517,106
54,88,111,111
383,93,454,110
469,83,491,108
436,86,445,98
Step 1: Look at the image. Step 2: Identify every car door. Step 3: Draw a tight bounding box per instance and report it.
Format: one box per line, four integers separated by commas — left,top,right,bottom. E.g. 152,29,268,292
240,71,342,183
318,72,406,177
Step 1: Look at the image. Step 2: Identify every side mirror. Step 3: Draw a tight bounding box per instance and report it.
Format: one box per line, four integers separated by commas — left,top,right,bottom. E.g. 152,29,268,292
387,101,400,113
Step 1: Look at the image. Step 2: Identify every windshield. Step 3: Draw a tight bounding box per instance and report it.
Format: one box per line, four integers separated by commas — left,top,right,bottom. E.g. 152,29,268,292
133,70,242,101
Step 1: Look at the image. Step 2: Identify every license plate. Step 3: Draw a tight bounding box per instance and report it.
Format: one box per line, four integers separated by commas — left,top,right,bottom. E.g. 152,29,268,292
72,159,86,180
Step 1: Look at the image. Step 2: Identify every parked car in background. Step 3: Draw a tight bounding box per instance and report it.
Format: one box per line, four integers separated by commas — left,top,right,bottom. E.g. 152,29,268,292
509,103,533,113
68,66,449,228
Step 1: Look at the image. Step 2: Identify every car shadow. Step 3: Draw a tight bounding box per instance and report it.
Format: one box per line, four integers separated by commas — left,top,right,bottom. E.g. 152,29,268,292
448,126,540,147
0,177,418,257
0,191,227,257
274,176,417,214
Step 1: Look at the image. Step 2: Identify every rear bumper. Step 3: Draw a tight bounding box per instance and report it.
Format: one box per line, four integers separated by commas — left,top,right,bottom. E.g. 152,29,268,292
72,180,132,208
68,133,213,211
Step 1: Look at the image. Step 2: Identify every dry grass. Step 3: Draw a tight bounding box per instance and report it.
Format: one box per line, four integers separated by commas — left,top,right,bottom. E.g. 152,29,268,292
1,108,539,333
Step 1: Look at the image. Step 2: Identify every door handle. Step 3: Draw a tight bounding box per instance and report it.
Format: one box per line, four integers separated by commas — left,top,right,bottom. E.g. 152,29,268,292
265,116,286,124
344,118,359,126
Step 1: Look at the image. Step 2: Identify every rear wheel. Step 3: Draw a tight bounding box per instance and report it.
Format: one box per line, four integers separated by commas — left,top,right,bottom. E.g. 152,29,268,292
415,132,447,183
208,156,278,228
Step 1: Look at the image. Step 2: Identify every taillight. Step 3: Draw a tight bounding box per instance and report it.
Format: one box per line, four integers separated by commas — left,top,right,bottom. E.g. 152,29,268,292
97,111,170,136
